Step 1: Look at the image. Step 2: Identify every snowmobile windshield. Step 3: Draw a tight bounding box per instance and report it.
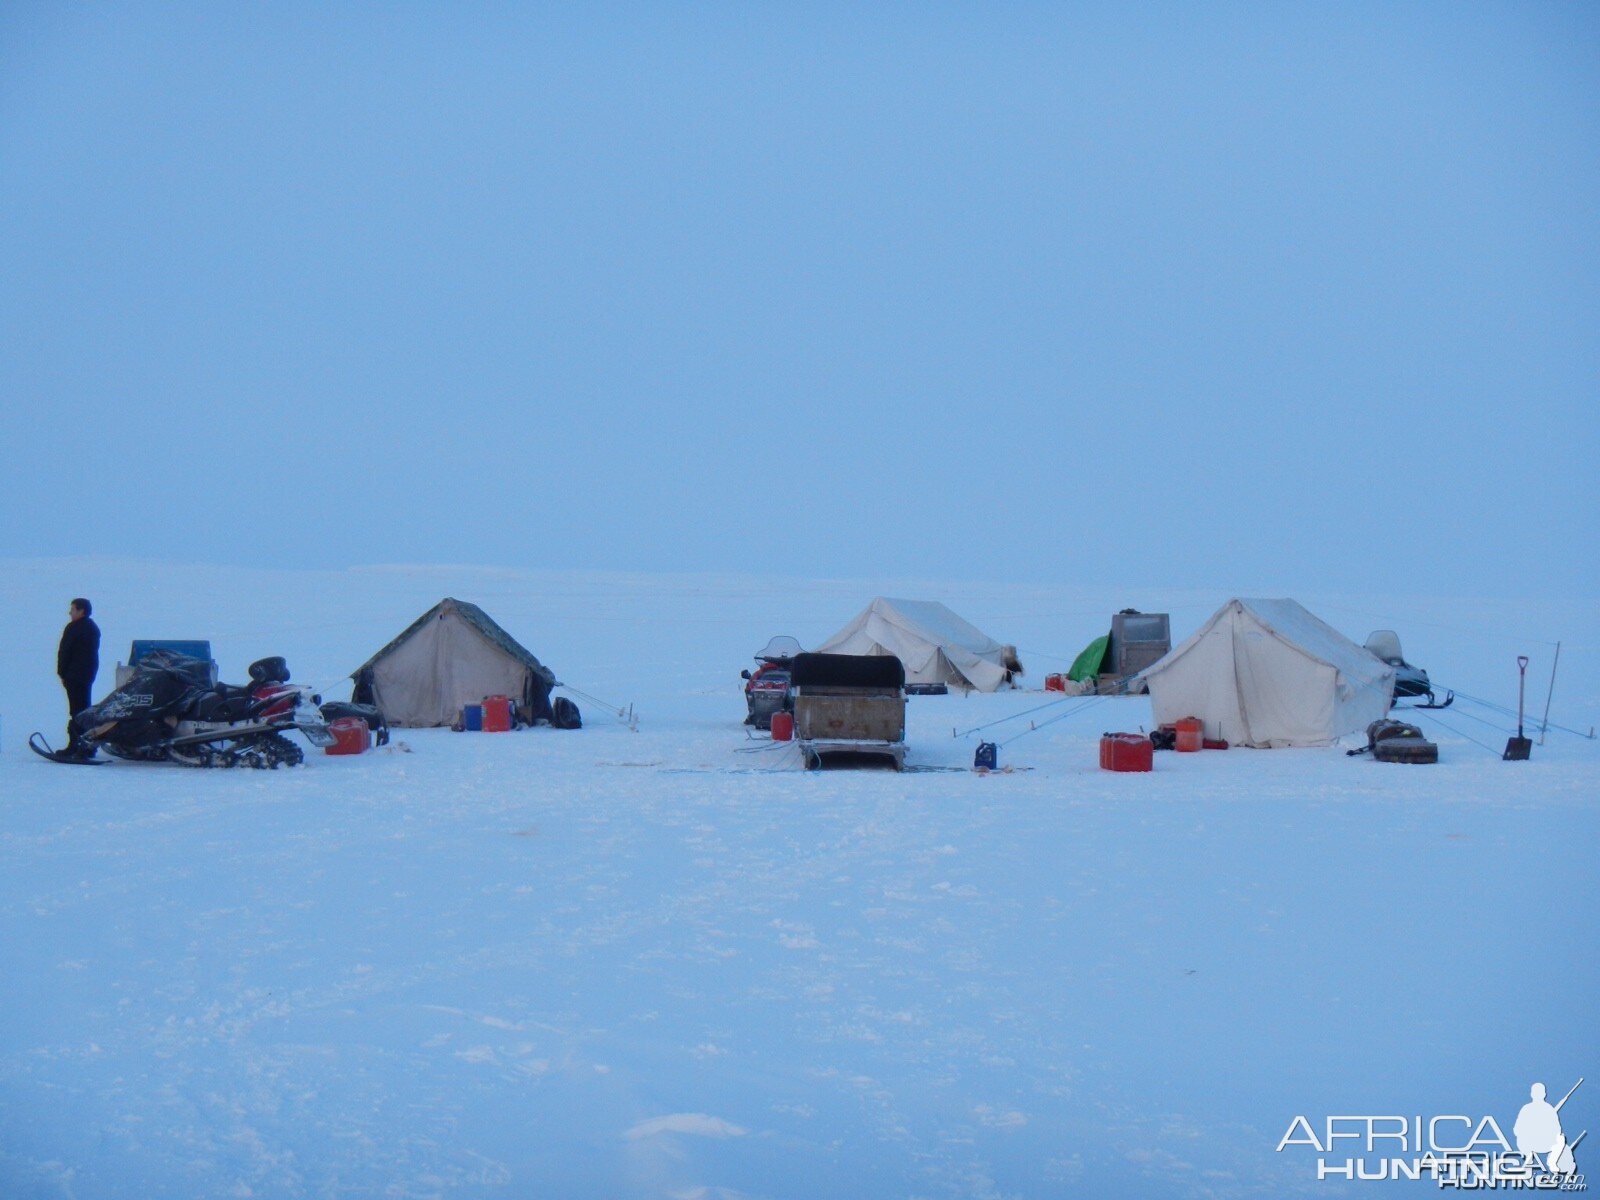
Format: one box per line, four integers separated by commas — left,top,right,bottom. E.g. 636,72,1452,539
1364,630,1405,664
77,650,215,725
755,636,804,662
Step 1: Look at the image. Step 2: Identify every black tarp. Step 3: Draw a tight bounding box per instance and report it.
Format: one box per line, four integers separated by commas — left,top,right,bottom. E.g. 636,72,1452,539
790,652,905,690
74,650,213,729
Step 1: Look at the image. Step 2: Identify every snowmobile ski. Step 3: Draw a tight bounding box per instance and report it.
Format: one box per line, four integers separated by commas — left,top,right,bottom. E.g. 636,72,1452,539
1400,689,1454,710
28,732,108,764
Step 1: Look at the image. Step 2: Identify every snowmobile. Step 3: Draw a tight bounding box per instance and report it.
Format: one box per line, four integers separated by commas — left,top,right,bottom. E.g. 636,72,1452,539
1365,630,1453,709
740,635,803,730
31,649,338,767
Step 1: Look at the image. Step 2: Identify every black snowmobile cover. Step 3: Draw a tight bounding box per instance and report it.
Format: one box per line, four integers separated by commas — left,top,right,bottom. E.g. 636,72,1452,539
74,650,214,729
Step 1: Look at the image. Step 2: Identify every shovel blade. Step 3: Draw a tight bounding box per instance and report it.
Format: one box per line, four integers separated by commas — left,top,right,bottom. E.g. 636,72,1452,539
1503,736,1533,761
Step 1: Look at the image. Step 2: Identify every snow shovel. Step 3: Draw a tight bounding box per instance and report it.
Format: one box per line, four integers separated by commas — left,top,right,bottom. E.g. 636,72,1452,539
1503,656,1533,761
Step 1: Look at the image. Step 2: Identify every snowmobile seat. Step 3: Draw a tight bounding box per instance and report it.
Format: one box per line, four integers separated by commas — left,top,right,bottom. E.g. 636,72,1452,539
190,689,257,723
210,678,258,702
248,656,290,685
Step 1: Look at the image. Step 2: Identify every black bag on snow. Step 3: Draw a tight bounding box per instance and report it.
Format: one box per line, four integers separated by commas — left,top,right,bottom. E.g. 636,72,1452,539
551,696,582,730
1357,718,1439,764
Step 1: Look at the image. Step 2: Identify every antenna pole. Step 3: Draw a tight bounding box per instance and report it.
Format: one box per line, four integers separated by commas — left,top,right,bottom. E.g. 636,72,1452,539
1539,642,1561,746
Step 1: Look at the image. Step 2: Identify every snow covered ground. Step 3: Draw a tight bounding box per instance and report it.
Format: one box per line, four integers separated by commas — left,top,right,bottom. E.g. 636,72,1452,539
1,559,1595,1199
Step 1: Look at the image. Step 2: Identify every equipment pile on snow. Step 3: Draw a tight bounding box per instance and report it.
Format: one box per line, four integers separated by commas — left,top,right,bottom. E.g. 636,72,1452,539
1067,609,1171,695
1347,718,1440,764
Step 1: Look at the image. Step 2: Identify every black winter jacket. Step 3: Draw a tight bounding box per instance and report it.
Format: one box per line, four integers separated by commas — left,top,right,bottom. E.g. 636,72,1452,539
58,617,100,684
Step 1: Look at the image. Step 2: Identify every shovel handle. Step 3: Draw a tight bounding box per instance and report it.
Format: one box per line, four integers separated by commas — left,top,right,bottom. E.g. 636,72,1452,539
1516,656,1529,737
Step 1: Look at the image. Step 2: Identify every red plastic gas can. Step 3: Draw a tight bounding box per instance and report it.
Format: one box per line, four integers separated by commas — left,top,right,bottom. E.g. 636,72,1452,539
771,711,794,742
325,717,370,756
482,695,513,732
1100,733,1153,772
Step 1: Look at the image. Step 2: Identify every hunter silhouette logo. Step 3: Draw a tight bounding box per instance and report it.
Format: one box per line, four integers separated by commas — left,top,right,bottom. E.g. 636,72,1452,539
1277,1077,1587,1188
1516,1081,1584,1180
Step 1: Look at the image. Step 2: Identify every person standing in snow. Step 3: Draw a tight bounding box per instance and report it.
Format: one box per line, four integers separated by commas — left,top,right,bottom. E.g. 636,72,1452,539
57,597,100,753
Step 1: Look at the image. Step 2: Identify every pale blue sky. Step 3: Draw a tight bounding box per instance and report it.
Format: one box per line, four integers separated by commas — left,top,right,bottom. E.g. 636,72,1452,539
3,3,1595,596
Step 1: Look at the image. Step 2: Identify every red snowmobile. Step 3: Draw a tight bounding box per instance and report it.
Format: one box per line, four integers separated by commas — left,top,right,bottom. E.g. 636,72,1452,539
741,636,803,730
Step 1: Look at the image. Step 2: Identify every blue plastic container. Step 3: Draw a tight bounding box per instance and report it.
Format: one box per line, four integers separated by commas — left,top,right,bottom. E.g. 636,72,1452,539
462,703,484,731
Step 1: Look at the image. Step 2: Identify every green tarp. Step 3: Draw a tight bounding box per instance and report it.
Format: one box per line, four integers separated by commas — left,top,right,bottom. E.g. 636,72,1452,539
1068,634,1109,682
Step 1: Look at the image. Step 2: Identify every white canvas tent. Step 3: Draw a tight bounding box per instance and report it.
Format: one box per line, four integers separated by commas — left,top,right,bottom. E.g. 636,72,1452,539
352,598,557,728
814,598,1021,692
1136,598,1395,748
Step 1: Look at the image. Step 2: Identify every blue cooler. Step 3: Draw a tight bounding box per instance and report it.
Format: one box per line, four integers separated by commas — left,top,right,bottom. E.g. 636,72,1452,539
462,703,484,731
